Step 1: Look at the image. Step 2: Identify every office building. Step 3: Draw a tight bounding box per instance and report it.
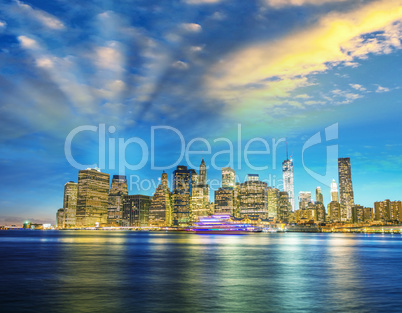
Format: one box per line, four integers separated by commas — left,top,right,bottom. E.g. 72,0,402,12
107,175,128,226
222,167,235,189
238,176,268,219
267,187,279,219
278,191,292,222
76,168,110,227
214,188,234,215
57,208,64,228
282,154,295,211
338,158,354,222
122,195,151,227
299,191,311,210
328,201,341,223
331,179,339,202
149,172,172,227
63,181,78,228
172,165,194,226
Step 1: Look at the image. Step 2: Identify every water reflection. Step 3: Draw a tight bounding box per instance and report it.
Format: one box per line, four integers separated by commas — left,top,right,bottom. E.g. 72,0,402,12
1,231,402,312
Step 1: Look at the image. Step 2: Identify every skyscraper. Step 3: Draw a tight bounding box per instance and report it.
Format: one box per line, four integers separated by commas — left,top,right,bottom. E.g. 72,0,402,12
222,167,235,189
63,181,78,228
315,186,324,204
330,179,339,202
238,176,268,219
278,191,292,223
199,158,207,186
149,172,172,227
282,155,295,211
214,188,234,215
338,158,354,222
299,191,311,210
122,195,151,227
267,187,279,219
76,168,110,227
172,165,193,226
107,175,128,226
191,160,210,221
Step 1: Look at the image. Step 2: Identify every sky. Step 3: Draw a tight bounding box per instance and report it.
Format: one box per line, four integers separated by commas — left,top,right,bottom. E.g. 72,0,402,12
0,0,402,225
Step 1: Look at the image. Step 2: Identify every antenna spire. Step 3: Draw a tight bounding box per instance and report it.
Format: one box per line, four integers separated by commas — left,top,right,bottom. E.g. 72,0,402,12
286,142,289,160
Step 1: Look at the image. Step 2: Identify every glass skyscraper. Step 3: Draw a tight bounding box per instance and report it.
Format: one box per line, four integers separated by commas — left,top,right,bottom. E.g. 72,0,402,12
338,157,355,222
282,157,295,211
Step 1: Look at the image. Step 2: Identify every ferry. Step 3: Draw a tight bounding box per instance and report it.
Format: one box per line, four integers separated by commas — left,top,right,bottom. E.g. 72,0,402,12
186,214,262,234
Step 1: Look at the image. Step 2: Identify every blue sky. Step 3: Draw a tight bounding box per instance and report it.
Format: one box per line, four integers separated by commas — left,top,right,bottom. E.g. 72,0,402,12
0,0,401,224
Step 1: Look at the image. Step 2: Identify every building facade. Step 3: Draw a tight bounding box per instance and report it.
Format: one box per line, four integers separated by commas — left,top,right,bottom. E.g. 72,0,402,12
63,181,78,228
122,195,151,227
107,175,128,226
238,175,268,219
149,172,172,227
338,158,355,222
76,168,110,227
282,157,295,211
222,167,235,189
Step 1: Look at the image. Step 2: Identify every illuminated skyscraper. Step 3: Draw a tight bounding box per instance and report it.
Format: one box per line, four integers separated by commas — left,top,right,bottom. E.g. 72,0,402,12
299,191,311,210
107,175,128,226
199,158,207,186
214,188,234,215
172,165,193,226
191,160,211,221
76,168,110,227
57,208,64,228
278,191,291,222
282,156,295,211
315,187,323,204
338,158,354,221
149,172,172,227
238,175,268,219
330,179,339,202
122,195,151,227
267,187,279,219
222,167,235,189
328,201,341,222
63,181,78,228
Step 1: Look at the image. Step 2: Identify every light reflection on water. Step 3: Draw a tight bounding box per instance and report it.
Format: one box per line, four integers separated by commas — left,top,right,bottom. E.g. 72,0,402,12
1,231,402,312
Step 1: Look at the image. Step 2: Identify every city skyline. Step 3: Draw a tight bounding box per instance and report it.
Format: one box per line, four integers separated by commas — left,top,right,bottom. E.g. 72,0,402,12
1,0,402,225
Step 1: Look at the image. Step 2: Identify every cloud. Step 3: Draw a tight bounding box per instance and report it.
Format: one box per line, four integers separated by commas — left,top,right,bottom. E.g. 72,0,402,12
181,23,202,32
172,60,189,70
94,43,124,71
349,84,366,91
15,0,65,30
17,35,39,49
376,85,390,93
206,0,402,114
0,20,6,28
264,0,348,8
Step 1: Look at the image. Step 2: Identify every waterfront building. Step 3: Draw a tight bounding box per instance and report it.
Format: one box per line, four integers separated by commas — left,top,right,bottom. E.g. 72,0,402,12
63,181,78,228
363,207,374,222
375,200,402,222
149,172,172,227
315,202,326,223
222,167,235,189
122,195,151,227
172,165,194,226
238,175,268,219
352,205,365,224
299,191,312,210
328,201,341,223
278,191,292,222
338,158,355,222
267,187,279,219
191,160,210,222
107,175,128,226
330,179,339,202
215,188,234,215
57,208,64,228
316,187,324,204
282,155,295,211
390,201,402,222
76,168,110,227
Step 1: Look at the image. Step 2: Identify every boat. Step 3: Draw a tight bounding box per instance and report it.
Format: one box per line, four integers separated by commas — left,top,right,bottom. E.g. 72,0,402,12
186,214,262,234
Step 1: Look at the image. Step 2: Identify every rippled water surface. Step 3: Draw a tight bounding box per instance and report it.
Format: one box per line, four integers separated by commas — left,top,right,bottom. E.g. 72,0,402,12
1,231,402,312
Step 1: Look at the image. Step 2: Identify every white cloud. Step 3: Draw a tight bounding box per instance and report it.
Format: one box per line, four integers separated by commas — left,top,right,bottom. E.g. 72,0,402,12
376,85,390,93
36,57,54,68
0,20,6,28
16,1,65,30
18,36,39,49
265,0,348,8
181,23,202,32
349,84,366,91
172,60,189,70
94,43,124,71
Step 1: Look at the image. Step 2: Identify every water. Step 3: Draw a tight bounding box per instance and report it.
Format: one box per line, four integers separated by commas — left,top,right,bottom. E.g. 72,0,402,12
1,231,402,313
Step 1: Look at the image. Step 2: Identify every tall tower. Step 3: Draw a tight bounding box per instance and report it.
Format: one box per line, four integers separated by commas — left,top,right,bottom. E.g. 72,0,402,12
199,158,207,186
282,153,295,212
63,181,78,228
76,168,110,227
222,167,235,189
315,186,323,204
330,178,339,202
149,172,172,227
338,158,354,222
107,175,128,226
161,171,168,187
